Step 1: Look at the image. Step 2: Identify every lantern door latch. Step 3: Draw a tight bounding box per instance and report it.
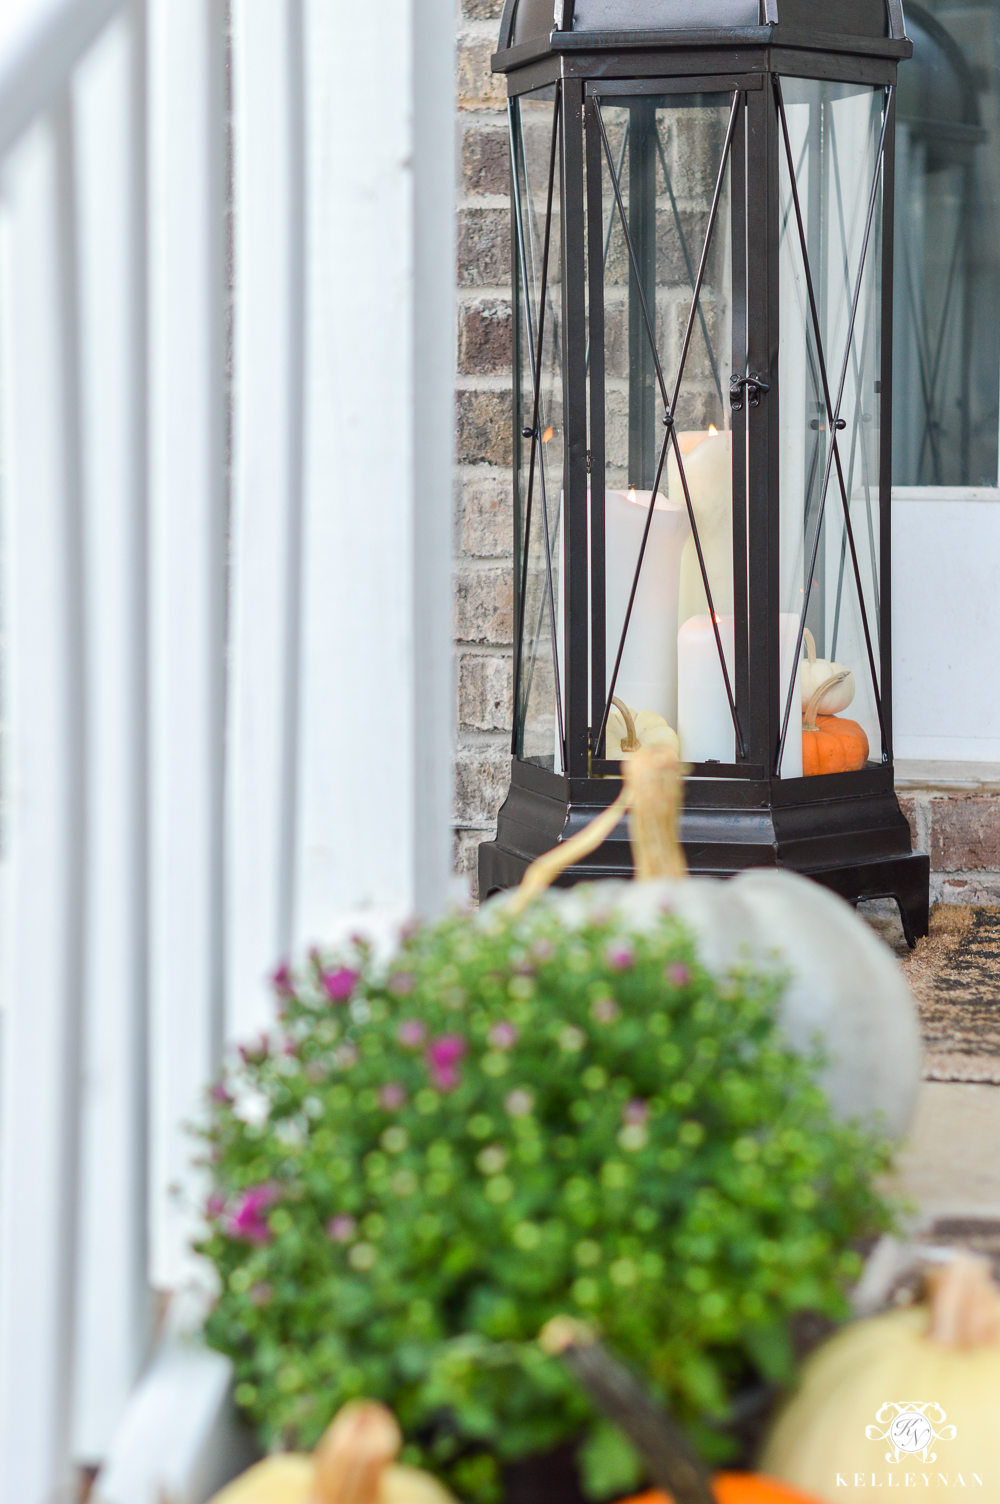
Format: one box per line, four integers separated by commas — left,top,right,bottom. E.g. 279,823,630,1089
729,373,770,411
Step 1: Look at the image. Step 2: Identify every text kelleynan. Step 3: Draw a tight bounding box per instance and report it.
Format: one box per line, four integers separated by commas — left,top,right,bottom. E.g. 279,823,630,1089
836,1477,984,1489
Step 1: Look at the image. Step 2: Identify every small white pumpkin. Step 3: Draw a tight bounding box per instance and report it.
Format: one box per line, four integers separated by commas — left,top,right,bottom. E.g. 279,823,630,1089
800,628,855,715
760,1255,1000,1503
606,698,681,760
502,750,920,1138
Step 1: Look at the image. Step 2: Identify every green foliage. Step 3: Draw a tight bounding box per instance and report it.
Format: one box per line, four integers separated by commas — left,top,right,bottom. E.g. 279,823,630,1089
196,893,895,1499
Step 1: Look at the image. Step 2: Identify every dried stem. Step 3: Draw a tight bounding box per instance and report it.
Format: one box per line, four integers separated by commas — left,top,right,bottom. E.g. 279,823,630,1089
508,748,685,916
539,1319,716,1504
310,1401,401,1504
925,1254,1000,1349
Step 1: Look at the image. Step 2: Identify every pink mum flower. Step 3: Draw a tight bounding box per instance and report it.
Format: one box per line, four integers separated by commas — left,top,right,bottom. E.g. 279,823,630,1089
227,1184,280,1245
397,1019,427,1049
271,963,293,998
380,1082,406,1110
488,1021,518,1050
666,961,690,987
322,967,359,1002
426,1034,466,1091
606,939,636,971
326,1214,357,1243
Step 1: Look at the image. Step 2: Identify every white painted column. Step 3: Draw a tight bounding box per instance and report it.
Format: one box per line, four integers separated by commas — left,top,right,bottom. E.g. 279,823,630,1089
411,0,458,915
293,0,455,949
0,99,86,1504
70,7,154,1461
0,0,457,1479
226,0,305,1042
146,0,227,1288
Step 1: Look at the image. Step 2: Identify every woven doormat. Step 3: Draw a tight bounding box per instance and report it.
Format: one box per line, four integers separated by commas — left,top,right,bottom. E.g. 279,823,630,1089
898,906,1000,1083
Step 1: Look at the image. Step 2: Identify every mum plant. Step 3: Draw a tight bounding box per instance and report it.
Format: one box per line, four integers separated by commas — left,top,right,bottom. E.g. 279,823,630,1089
197,889,895,1502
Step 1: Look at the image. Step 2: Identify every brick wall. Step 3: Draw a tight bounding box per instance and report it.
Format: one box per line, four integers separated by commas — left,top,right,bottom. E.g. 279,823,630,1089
453,0,514,896
899,790,1000,905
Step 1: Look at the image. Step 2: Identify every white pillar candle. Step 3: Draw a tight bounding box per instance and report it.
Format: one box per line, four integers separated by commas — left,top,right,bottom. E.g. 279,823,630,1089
677,613,737,763
677,611,804,774
670,429,735,624
604,487,690,726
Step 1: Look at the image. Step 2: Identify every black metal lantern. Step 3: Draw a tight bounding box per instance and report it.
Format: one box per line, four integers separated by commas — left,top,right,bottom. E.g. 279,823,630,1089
479,0,931,944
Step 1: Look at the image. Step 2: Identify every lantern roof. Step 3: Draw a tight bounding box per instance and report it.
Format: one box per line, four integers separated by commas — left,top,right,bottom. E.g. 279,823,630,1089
495,0,910,67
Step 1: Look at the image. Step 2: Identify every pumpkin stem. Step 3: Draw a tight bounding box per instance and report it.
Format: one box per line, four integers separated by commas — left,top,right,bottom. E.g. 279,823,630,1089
803,671,850,733
309,1401,401,1504
612,696,641,752
539,1319,716,1504
925,1253,1000,1349
507,784,632,915
508,749,685,912
803,626,817,667
624,748,687,881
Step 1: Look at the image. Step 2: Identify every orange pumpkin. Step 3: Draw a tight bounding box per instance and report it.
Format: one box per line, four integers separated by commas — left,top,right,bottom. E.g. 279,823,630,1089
623,1478,824,1504
801,672,868,776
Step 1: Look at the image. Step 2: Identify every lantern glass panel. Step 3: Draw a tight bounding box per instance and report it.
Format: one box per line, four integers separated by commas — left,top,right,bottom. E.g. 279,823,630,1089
512,88,564,770
594,92,737,760
776,77,886,773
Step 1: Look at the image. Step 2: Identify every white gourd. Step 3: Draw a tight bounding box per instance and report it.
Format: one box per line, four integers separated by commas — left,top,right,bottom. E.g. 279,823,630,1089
606,698,681,761
800,628,855,715
633,709,681,754
498,749,920,1139
760,1255,1000,1503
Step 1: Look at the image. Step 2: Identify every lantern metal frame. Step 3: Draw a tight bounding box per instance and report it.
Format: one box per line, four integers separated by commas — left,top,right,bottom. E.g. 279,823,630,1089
480,0,931,945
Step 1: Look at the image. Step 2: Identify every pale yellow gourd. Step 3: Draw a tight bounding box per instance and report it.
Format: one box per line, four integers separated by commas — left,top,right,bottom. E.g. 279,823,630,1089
209,1401,457,1504
760,1255,1000,1502
606,698,681,760
800,628,855,715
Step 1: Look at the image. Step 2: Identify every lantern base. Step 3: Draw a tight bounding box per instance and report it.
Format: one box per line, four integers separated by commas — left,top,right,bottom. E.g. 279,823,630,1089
478,758,930,947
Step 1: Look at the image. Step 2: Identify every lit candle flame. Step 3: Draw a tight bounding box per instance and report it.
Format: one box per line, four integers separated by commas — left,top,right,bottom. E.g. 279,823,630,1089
628,486,637,503
708,424,718,436
542,426,554,443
